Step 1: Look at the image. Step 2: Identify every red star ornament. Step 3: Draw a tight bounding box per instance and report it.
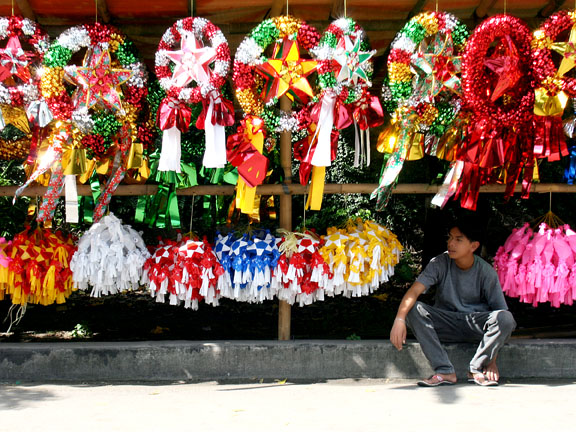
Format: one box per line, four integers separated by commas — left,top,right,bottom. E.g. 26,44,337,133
165,33,216,88
255,38,317,104
483,35,522,102
0,36,32,82
66,46,133,113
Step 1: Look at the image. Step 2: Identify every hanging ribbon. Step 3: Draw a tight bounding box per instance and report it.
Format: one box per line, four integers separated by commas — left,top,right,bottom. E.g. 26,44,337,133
226,116,267,215
157,97,192,173
197,93,235,169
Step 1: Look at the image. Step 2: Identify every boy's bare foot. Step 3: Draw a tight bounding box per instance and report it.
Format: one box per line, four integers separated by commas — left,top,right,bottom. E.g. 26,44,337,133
483,359,499,382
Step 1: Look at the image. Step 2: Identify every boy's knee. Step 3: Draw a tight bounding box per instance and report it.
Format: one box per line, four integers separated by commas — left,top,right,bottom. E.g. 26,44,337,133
406,301,428,326
494,310,516,333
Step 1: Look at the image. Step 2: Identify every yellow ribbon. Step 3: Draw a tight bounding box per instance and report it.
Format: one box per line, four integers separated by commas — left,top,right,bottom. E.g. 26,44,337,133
236,119,264,215
534,87,568,117
305,166,325,211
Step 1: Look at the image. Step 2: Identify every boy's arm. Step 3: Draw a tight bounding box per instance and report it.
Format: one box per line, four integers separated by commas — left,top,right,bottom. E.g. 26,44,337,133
390,281,427,351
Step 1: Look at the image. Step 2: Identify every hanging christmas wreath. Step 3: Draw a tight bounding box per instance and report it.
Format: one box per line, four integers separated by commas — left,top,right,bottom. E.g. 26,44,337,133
384,11,468,151
0,15,51,161
37,22,152,222
373,11,468,210
434,15,535,211
232,15,320,135
155,16,234,170
462,15,534,128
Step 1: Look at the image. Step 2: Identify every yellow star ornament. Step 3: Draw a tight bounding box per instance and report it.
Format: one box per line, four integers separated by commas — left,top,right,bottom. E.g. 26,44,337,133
551,24,576,77
255,38,317,104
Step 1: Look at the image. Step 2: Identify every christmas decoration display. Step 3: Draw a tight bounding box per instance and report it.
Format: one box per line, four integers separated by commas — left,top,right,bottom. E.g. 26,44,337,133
494,213,576,307
70,213,150,297
155,17,233,172
214,229,281,303
1,226,75,305
273,230,332,306
432,15,535,210
0,16,51,161
36,22,150,222
373,11,469,208
142,234,223,310
319,219,403,298
231,16,320,214
531,10,575,162
301,17,383,210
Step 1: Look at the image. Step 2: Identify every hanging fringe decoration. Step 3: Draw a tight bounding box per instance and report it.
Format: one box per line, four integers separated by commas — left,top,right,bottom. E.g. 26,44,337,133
70,213,150,297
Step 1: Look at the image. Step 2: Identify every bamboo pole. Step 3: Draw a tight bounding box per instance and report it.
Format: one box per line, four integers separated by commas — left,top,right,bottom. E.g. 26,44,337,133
4,183,576,197
278,95,293,341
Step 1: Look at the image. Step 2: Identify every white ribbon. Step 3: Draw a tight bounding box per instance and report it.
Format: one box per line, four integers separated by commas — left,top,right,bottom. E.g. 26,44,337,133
158,126,182,172
310,94,336,167
65,175,78,223
27,100,54,127
353,121,371,167
202,97,227,168
431,160,465,208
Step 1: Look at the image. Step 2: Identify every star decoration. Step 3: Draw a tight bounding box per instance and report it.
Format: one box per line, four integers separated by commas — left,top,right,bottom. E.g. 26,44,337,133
332,34,374,86
551,24,576,77
66,46,133,113
483,35,522,102
412,33,461,100
166,33,216,88
0,36,32,82
255,38,317,104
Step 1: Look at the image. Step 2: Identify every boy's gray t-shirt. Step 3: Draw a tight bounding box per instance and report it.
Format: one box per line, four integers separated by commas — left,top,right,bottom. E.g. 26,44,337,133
416,252,508,313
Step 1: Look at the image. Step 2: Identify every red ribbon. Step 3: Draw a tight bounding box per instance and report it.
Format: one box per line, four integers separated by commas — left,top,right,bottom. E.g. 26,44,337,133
157,97,192,132
310,94,353,130
196,95,235,130
226,118,269,188
353,94,385,130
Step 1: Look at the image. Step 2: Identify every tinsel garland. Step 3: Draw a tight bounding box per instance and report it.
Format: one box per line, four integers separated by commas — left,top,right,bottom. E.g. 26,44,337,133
142,235,223,310
70,213,150,297
2,227,76,305
373,11,469,209
0,16,52,161
494,220,576,307
433,14,535,211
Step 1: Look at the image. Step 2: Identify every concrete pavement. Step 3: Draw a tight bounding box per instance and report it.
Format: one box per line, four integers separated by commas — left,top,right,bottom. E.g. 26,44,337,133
1,379,575,432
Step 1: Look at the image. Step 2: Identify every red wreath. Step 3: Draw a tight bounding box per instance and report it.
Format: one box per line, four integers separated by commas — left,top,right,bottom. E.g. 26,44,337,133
454,15,535,210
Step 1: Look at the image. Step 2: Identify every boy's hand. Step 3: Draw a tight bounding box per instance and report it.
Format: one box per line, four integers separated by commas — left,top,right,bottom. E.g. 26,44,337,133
390,319,406,351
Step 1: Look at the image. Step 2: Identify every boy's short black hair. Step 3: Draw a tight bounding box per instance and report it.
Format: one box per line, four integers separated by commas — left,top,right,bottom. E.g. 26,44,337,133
451,217,483,244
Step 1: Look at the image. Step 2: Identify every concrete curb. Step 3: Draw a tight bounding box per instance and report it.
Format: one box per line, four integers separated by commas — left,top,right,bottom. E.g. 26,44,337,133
1,339,575,383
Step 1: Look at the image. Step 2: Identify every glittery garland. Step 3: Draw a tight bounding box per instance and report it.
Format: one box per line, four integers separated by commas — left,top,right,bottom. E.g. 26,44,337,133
155,16,230,104
92,124,132,222
37,156,64,222
384,11,468,139
232,15,320,135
